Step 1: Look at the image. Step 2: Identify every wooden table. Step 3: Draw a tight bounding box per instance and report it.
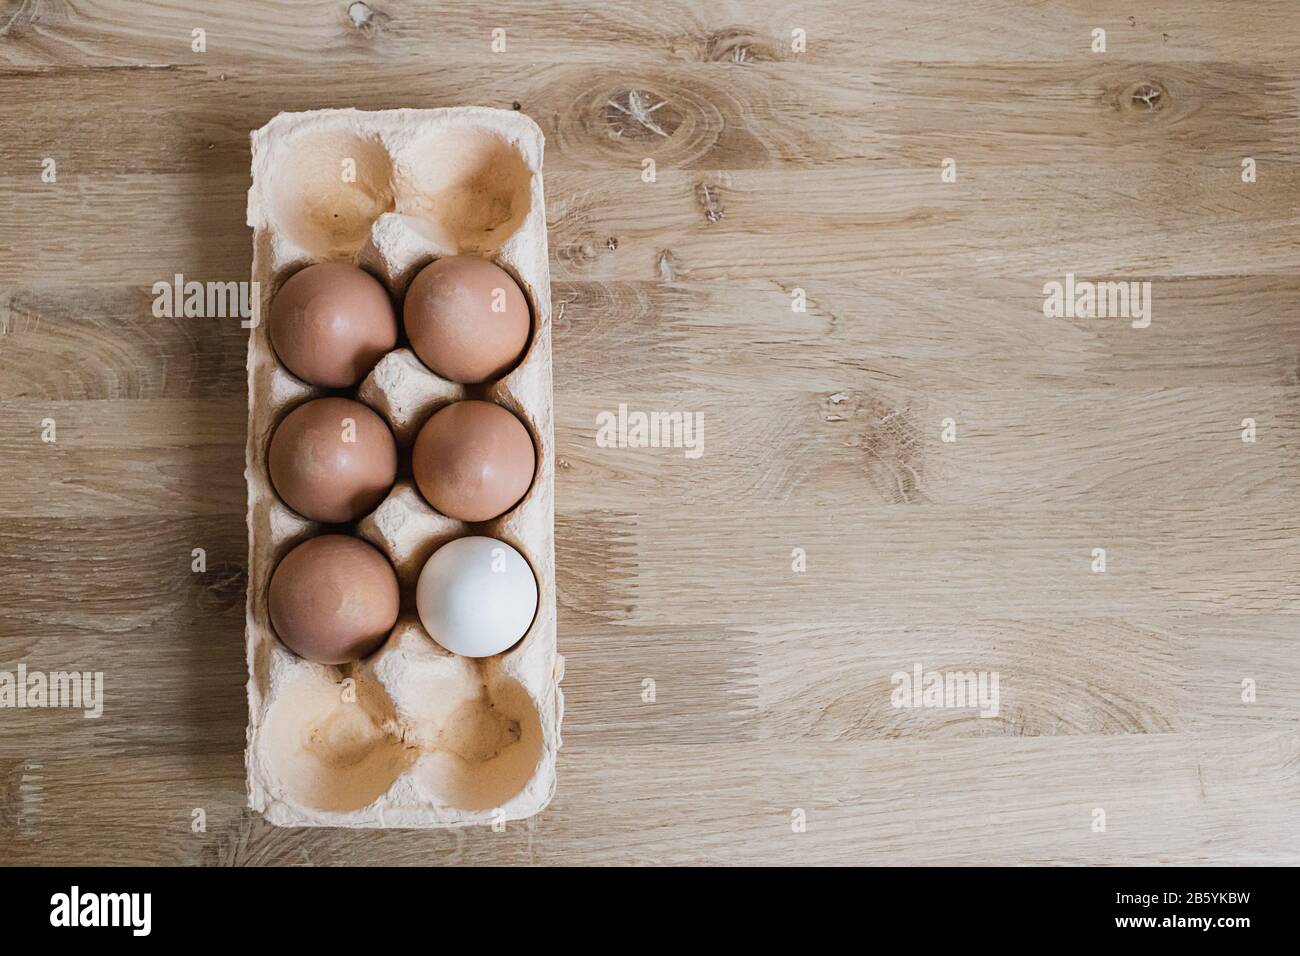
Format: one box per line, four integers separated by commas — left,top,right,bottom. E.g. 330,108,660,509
2,1,1298,865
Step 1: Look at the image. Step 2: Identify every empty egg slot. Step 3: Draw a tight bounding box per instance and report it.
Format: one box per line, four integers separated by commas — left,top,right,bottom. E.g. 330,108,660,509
393,127,533,255
264,129,396,261
408,672,544,812
259,665,413,814
361,629,546,811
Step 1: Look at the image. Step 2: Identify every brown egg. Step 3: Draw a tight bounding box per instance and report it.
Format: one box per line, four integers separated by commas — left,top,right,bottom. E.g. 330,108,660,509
268,397,396,523
403,256,530,384
268,535,399,664
413,400,535,521
269,262,397,387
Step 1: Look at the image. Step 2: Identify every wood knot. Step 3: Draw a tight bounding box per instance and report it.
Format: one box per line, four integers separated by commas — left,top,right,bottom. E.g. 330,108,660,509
828,396,926,503
656,249,678,282
700,28,779,63
604,90,682,140
347,2,390,36
694,182,725,223
1119,79,1169,114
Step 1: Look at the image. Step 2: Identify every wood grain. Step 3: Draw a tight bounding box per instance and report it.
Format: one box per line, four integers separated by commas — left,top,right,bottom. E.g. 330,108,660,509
1,0,1298,864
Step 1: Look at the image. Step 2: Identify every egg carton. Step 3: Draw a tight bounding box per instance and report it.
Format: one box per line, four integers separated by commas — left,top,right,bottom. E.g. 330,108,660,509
244,108,561,827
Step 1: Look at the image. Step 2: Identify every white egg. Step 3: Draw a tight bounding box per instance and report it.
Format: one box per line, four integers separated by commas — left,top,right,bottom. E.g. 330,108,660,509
416,536,538,658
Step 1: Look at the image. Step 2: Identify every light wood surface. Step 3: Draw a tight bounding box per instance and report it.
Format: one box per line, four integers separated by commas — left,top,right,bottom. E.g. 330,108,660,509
2,0,1299,865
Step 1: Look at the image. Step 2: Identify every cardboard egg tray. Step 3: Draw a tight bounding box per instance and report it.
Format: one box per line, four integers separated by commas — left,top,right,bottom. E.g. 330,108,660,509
243,108,562,827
